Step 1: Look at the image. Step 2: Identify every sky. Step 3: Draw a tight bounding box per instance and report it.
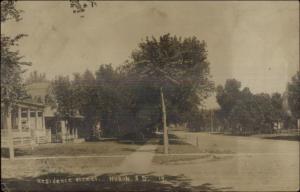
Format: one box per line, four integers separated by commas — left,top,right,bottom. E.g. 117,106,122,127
2,1,299,108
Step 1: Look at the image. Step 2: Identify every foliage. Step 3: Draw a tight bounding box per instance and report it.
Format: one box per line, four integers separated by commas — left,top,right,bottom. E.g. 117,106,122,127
288,71,300,119
216,79,242,127
51,76,74,119
69,0,97,16
1,1,29,106
128,34,214,127
1,0,97,107
51,34,214,137
1,0,22,23
216,80,286,134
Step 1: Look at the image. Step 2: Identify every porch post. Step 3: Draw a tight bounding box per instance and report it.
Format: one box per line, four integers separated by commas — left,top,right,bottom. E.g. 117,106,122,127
6,105,15,160
42,111,45,130
297,118,300,135
75,128,78,139
35,110,39,143
61,121,66,143
18,106,22,131
27,108,30,129
35,110,38,130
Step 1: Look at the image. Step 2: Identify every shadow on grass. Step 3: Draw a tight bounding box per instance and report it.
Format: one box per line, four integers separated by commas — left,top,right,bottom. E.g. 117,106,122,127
117,140,148,145
117,137,161,145
159,139,187,145
1,139,151,158
210,132,300,141
120,148,137,152
2,172,232,192
262,135,300,141
158,134,187,145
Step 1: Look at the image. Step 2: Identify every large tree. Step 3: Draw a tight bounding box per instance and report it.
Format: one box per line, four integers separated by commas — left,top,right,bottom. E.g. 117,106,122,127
52,76,74,120
1,1,29,106
127,34,214,128
216,79,242,130
1,0,29,159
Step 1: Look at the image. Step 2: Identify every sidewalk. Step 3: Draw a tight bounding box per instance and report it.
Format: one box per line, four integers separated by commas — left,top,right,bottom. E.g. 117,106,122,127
117,142,158,173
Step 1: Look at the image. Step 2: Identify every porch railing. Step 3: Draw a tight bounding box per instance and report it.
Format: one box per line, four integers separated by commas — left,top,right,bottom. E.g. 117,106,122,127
1,128,51,147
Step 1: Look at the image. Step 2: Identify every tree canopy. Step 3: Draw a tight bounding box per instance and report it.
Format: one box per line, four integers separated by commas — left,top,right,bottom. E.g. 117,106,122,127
1,1,29,105
216,79,287,134
127,34,214,126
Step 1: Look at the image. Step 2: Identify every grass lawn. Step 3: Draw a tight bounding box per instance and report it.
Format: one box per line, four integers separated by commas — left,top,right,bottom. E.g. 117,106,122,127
156,133,234,155
153,154,211,165
2,157,124,179
156,134,201,154
155,141,203,154
2,141,142,178
154,134,211,164
154,134,233,165
2,141,141,158
155,134,204,154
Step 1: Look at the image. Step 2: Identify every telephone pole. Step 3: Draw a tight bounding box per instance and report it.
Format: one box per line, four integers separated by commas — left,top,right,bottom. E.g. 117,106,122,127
139,64,180,155
160,87,168,154
210,109,214,133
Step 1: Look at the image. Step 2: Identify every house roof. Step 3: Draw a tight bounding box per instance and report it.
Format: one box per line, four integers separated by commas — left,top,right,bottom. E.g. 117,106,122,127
26,82,51,96
17,99,45,109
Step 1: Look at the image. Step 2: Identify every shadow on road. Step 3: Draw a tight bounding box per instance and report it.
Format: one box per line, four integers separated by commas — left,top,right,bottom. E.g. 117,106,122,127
2,172,232,192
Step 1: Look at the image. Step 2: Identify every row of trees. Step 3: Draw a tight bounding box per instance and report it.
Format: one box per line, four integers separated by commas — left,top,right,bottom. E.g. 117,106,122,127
216,76,299,135
1,1,213,138
51,34,214,137
3,1,298,139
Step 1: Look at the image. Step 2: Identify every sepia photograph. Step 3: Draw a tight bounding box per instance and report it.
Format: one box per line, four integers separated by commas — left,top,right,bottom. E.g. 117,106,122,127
1,0,299,191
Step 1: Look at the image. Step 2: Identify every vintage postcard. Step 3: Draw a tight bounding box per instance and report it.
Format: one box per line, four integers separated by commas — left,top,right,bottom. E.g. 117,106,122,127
1,1,299,191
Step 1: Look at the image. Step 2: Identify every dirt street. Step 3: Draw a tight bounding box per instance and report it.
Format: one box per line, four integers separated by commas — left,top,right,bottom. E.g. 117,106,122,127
149,131,299,191
1,132,299,191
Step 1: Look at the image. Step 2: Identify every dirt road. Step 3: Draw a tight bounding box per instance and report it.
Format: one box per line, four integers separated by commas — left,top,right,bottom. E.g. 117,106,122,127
2,133,298,191
150,131,299,191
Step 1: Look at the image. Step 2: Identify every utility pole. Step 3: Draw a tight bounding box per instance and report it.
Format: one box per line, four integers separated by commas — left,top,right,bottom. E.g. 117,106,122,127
210,109,214,133
139,64,180,155
160,87,168,154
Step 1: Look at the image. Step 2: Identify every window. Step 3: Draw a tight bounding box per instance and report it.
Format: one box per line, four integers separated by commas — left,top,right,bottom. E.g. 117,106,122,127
21,112,27,118
38,112,42,117
30,112,36,117
20,108,27,118
21,113,27,118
